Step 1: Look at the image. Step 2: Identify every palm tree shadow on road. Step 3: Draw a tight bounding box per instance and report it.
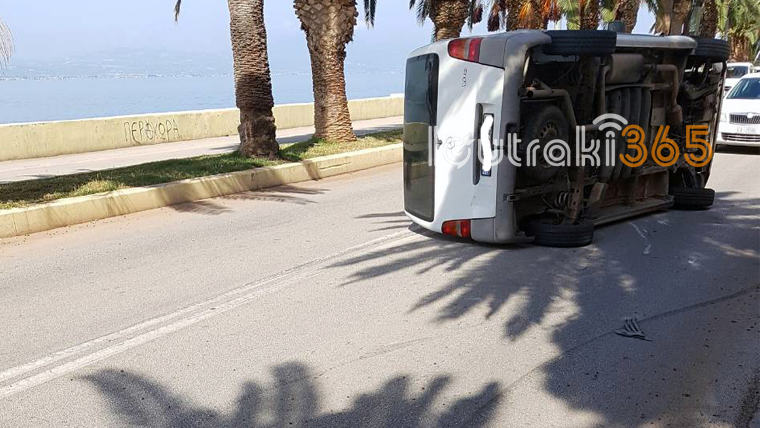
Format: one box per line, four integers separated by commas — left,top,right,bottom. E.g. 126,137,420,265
83,363,500,428
168,185,329,216
334,192,760,425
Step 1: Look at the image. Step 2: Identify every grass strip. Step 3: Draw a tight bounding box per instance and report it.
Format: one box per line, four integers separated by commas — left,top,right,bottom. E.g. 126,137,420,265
0,129,402,209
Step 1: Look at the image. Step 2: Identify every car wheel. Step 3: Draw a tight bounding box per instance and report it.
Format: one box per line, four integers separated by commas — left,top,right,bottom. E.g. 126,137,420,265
525,218,595,248
690,37,730,61
671,187,715,209
543,30,617,56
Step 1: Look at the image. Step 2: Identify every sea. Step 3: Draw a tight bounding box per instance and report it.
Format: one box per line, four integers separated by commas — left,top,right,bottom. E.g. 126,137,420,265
0,50,405,125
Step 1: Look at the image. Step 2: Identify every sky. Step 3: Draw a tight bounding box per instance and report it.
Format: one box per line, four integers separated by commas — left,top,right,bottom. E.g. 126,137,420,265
0,1,656,68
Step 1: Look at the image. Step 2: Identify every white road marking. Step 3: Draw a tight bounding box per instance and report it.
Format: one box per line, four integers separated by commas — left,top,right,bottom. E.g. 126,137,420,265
0,229,417,400
629,222,652,255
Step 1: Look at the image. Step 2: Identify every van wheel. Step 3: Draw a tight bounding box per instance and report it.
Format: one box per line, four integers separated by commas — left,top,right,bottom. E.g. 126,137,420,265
671,187,715,209
690,37,730,61
520,105,568,183
543,30,617,56
525,218,595,248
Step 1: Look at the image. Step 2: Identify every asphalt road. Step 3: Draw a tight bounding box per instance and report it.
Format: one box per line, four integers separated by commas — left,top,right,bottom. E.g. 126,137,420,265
0,147,758,427
0,116,402,183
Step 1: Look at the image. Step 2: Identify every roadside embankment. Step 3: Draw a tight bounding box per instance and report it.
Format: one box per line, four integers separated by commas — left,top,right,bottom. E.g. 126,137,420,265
0,138,403,238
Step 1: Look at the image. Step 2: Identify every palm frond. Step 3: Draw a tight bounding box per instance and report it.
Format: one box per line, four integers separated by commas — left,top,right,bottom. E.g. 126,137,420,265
467,1,484,29
600,0,615,23
409,0,433,25
716,0,728,35
174,0,182,22
643,0,659,14
364,0,378,27
0,17,14,67
487,0,506,31
518,0,536,27
542,0,562,23
724,0,760,38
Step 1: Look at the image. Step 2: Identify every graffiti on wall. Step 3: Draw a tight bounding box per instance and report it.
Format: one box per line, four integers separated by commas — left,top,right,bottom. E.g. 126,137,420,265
123,119,180,145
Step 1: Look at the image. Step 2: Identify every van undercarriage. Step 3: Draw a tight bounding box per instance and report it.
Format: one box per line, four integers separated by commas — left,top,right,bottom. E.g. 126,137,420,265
511,32,728,246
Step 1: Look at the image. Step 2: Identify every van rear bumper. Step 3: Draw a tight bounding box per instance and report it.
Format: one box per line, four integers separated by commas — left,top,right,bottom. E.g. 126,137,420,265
404,204,533,245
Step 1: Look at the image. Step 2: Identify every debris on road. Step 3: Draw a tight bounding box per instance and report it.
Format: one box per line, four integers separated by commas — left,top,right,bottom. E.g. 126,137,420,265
615,317,653,341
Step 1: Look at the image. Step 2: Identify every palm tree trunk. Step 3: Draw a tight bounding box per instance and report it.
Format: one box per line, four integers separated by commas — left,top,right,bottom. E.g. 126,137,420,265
294,0,357,142
430,0,471,40
729,35,751,61
658,0,674,34
580,0,600,30
669,0,691,34
228,0,279,158
614,0,639,32
699,0,718,37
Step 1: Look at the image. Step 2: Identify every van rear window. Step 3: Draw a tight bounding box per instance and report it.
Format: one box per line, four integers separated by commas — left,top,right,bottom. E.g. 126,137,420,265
403,54,438,222
404,55,439,126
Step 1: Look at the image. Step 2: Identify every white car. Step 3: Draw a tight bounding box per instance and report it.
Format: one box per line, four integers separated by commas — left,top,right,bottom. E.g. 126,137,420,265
724,62,754,94
717,73,760,147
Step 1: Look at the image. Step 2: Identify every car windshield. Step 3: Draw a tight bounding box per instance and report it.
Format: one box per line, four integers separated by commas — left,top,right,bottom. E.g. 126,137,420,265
727,78,760,99
726,66,749,78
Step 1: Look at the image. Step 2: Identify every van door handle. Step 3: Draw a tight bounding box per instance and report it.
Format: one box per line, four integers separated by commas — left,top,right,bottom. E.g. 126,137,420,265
480,115,494,173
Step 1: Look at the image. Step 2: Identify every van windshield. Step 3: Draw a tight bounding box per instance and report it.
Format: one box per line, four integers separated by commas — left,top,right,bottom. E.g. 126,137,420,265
727,78,760,99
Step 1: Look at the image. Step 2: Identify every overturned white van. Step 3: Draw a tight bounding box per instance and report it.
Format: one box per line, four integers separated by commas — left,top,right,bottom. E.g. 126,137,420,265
403,30,729,247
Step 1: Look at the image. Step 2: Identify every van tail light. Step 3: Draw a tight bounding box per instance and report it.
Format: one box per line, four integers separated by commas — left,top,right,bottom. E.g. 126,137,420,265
442,220,472,238
448,37,483,63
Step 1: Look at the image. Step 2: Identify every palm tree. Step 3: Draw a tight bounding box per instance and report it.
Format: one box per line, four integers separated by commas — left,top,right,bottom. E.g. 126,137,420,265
699,0,718,37
409,0,479,40
484,0,515,31
515,0,546,28
550,0,600,30
645,0,698,35
670,0,691,34
0,16,13,67
486,0,567,30
578,0,601,29
613,0,640,32
506,0,521,29
175,0,279,158
720,0,760,60
293,0,378,143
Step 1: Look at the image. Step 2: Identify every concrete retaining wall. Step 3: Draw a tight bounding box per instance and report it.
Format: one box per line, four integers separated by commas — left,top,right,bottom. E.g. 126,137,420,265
0,96,404,161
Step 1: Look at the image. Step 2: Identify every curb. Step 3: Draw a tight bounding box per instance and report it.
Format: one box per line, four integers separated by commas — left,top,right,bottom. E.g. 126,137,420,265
0,144,402,239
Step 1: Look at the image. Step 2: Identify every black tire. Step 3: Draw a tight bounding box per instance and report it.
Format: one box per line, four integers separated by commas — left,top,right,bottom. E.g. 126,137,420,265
690,37,730,61
671,187,715,209
525,218,595,248
520,105,569,183
543,30,617,56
